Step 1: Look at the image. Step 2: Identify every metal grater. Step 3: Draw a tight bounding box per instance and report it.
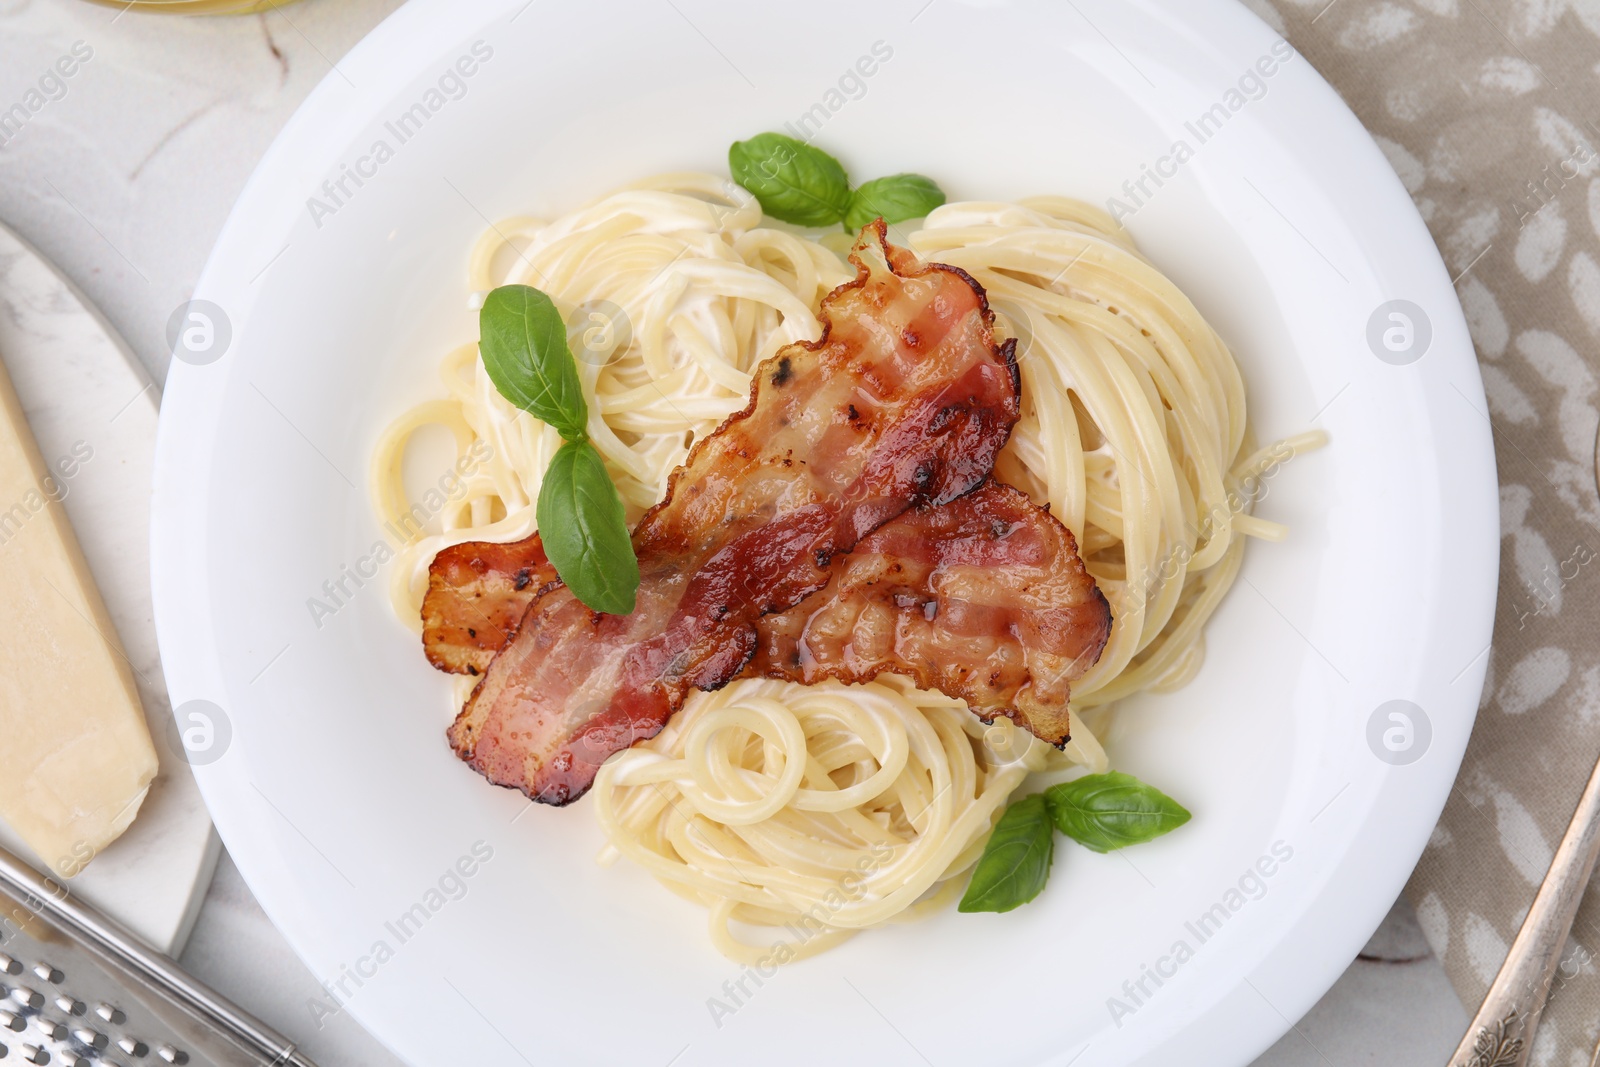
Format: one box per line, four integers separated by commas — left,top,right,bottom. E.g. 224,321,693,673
0,843,317,1067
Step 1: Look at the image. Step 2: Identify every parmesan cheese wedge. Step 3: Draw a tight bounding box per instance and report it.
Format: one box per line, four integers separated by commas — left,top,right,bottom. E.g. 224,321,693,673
0,352,157,878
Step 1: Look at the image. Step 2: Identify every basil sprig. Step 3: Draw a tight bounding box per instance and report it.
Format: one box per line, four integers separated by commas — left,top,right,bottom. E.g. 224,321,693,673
728,133,851,228
959,771,1191,914
844,174,947,233
1045,772,1192,853
478,284,640,615
535,440,639,615
728,132,945,231
958,794,1054,914
479,286,588,440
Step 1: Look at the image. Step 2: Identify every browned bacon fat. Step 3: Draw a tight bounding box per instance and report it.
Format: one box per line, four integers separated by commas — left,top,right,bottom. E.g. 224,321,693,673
425,484,1111,744
749,483,1110,745
448,223,1020,804
421,538,556,675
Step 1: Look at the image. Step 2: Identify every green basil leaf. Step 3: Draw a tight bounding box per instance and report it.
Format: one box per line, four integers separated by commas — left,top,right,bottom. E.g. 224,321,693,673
843,173,946,232
536,439,639,615
479,284,588,440
1045,772,1191,853
958,793,1055,913
728,133,851,227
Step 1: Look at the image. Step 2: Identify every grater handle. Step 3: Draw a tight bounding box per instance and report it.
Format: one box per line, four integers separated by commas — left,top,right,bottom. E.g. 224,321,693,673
0,841,318,1067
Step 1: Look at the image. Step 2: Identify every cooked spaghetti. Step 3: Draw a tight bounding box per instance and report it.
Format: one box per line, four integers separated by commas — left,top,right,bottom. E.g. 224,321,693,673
372,172,1323,962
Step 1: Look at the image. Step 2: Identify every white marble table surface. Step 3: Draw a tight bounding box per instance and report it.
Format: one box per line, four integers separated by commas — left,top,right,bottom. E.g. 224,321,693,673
0,1,1472,1063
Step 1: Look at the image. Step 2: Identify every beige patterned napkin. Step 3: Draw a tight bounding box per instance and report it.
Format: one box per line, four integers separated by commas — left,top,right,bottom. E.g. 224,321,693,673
1241,0,1600,1060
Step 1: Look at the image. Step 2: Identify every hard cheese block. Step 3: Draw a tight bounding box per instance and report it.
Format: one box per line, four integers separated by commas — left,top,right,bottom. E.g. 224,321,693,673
0,351,157,879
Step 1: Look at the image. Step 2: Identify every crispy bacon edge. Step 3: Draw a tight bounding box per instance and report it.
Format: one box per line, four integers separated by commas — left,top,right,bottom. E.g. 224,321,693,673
748,481,1111,746
421,538,556,675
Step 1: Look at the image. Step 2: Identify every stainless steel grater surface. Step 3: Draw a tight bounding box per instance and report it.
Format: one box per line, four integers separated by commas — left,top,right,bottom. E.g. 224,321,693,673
0,843,316,1067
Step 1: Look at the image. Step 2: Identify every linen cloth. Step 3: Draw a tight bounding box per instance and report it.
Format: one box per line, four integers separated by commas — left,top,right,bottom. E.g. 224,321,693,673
1241,0,1600,1061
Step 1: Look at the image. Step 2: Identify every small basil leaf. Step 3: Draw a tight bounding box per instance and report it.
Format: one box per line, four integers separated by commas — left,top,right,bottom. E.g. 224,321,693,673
479,285,588,440
536,439,639,615
958,793,1055,914
1045,772,1191,854
728,133,852,227
843,173,946,232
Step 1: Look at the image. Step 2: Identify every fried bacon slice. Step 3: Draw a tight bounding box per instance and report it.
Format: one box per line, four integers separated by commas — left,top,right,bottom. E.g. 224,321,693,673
448,223,1021,805
422,538,555,675
748,482,1110,745
424,484,1111,744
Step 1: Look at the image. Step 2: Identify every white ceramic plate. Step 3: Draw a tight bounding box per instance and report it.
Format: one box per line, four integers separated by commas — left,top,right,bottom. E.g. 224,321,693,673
150,1,1498,1063
0,221,217,955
